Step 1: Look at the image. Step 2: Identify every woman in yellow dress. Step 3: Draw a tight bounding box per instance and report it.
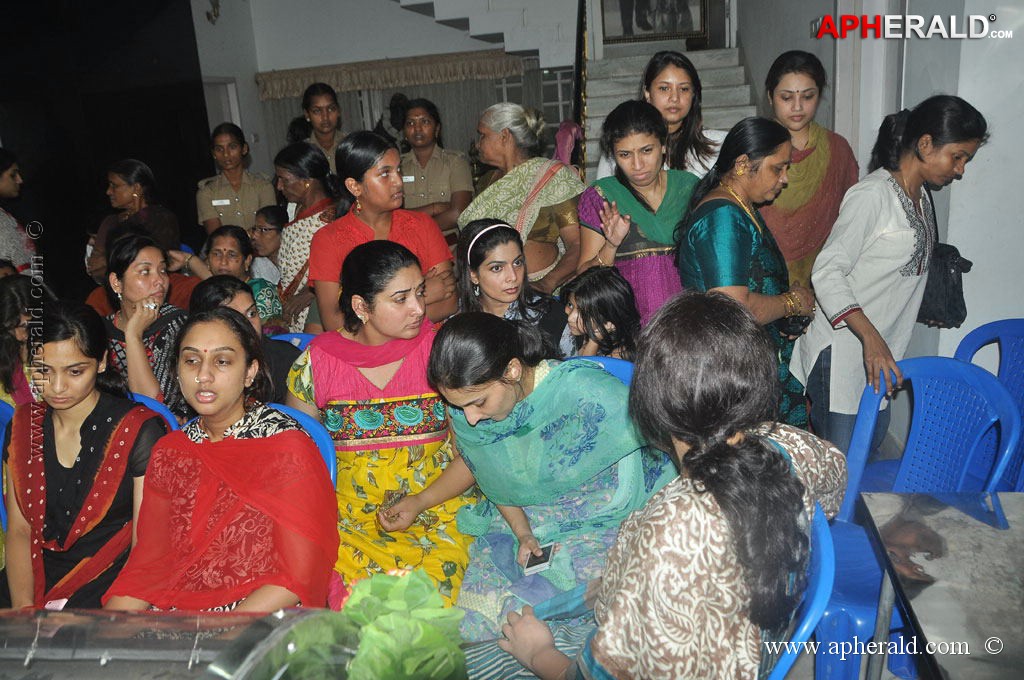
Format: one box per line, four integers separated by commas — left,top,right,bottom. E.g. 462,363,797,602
286,240,476,603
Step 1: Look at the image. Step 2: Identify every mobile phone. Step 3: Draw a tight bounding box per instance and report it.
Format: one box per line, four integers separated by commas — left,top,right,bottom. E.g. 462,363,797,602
523,543,555,575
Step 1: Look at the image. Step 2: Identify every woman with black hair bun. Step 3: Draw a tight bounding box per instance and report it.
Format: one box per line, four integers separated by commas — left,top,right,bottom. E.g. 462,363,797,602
105,307,338,611
379,311,675,642
493,292,846,680
298,83,345,173
86,159,180,283
2,299,168,609
561,266,640,361
793,95,987,453
455,219,572,356
308,131,455,333
399,97,474,238
196,122,276,235
273,142,341,332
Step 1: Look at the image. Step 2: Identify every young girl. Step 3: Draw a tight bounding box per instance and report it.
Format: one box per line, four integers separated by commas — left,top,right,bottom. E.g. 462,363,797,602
561,266,641,361
104,307,338,611
2,300,167,609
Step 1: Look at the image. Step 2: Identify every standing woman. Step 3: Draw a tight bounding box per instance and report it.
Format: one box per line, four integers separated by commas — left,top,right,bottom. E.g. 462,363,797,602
794,96,987,452
760,51,859,288
455,219,572,356
105,308,338,611
103,234,188,411
286,241,476,604
2,300,167,609
196,123,276,235
0,149,36,274
400,98,474,240
86,159,180,283
677,117,815,427
578,100,698,323
309,131,456,332
458,104,585,294
596,51,725,179
274,142,340,332
300,83,344,174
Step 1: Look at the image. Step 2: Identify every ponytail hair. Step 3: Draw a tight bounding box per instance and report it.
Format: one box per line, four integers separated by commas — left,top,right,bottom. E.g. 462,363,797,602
869,94,987,172
40,299,128,398
427,312,555,392
630,291,808,632
272,142,342,201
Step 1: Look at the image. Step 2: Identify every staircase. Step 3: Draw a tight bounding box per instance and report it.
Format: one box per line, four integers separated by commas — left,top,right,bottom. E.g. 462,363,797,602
584,41,757,181
392,0,578,68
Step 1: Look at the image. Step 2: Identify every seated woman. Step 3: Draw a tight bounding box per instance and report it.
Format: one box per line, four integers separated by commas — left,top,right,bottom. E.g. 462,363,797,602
170,225,286,335
103,307,338,611
102,233,188,414
495,292,847,679
2,300,167,609
561,266,640,361
249,204,288,285
378,312,675,641
458,104,585,294
0,276,54,407
287,241,476,604
188,275,300,404
578,100,698,323
456,219,572,356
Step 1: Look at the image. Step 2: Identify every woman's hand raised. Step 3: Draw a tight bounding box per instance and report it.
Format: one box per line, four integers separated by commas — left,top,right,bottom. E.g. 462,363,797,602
598,200,630,250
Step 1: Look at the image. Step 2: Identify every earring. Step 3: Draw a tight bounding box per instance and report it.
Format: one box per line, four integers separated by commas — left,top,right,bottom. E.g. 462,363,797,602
735,167,745,177
357,314,366,323
116,291,123,302
473,284,480,297
355,198,362,214
132,192,139,198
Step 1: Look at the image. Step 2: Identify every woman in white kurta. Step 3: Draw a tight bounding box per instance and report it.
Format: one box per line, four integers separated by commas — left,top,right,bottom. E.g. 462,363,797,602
792,95,987,453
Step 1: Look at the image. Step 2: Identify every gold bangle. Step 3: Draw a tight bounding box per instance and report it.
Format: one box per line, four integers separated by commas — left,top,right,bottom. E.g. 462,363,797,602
183,254,193,275
596,253,607,267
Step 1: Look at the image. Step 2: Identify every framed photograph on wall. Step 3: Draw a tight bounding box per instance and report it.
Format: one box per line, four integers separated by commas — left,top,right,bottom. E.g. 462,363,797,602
601,0,707,43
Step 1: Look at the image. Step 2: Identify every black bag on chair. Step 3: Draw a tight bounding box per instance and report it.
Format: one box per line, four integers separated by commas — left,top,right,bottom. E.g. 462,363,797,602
917,242,972,328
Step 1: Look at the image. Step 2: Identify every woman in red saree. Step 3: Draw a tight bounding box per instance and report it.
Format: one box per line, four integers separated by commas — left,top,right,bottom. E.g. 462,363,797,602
2,300,167,609
104,307,338,611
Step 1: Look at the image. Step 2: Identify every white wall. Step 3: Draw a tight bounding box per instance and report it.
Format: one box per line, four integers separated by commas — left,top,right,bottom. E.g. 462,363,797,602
735,0,837,127
191,0,273,174
249,0,494,72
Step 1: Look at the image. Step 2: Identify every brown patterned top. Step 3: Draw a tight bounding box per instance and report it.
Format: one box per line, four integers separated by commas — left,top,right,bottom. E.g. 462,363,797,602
590,423,847,679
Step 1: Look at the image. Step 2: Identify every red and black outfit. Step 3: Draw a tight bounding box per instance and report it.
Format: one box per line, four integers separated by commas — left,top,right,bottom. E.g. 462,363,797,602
103,404,339,610
1,395,166,608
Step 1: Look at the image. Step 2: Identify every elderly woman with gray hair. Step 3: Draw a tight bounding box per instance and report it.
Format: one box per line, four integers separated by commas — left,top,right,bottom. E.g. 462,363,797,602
457,103,585,294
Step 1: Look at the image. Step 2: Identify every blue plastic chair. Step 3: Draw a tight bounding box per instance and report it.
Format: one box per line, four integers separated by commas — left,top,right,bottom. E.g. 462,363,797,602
268,402,336,487
767,504,835,680
179,243,195,255
816,356,1021,680
130,393,180,431
568,355,633,385
954,318,1024,490
271,333,315,351
0,401,12,532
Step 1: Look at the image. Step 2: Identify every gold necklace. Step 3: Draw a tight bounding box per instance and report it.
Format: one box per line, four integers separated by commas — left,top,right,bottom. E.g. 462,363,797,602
720,181,761,233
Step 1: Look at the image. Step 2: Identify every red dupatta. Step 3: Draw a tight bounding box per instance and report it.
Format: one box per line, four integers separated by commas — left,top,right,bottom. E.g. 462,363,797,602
8,403,150,606
104,429,339,610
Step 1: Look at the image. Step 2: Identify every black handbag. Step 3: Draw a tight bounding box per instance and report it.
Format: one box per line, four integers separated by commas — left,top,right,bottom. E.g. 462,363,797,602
916,189,972,328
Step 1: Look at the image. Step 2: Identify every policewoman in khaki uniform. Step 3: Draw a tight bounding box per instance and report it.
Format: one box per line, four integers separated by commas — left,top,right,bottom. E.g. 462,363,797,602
197,123,276,234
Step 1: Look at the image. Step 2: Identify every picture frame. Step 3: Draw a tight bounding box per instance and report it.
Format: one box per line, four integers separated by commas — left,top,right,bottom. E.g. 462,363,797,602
600,0,708,44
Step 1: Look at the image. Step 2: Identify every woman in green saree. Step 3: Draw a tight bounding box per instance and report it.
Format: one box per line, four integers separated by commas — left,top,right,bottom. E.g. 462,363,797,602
378,312,673,641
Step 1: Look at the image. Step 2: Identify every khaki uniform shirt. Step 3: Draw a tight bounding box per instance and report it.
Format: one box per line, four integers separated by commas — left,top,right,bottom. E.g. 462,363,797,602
400,146,473,210
306,135,342,174
196,171,276,230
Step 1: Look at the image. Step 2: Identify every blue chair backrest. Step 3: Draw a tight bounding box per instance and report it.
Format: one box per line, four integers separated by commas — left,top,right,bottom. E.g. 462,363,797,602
839,356,1022,521
0,402,10,532
179,243,195,254
766,504,835,680
955,319,1024,489
268,402,336,487
130,393,179,431
568,356,633,386
271,333,314,351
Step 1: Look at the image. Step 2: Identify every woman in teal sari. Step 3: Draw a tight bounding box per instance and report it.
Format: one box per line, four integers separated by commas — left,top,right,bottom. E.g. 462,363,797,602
577,100,698,324
676,117,815,427
378,312,673,641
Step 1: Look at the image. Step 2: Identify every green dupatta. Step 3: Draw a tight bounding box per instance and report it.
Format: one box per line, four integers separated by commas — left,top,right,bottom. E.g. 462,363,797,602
589,169,698,245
